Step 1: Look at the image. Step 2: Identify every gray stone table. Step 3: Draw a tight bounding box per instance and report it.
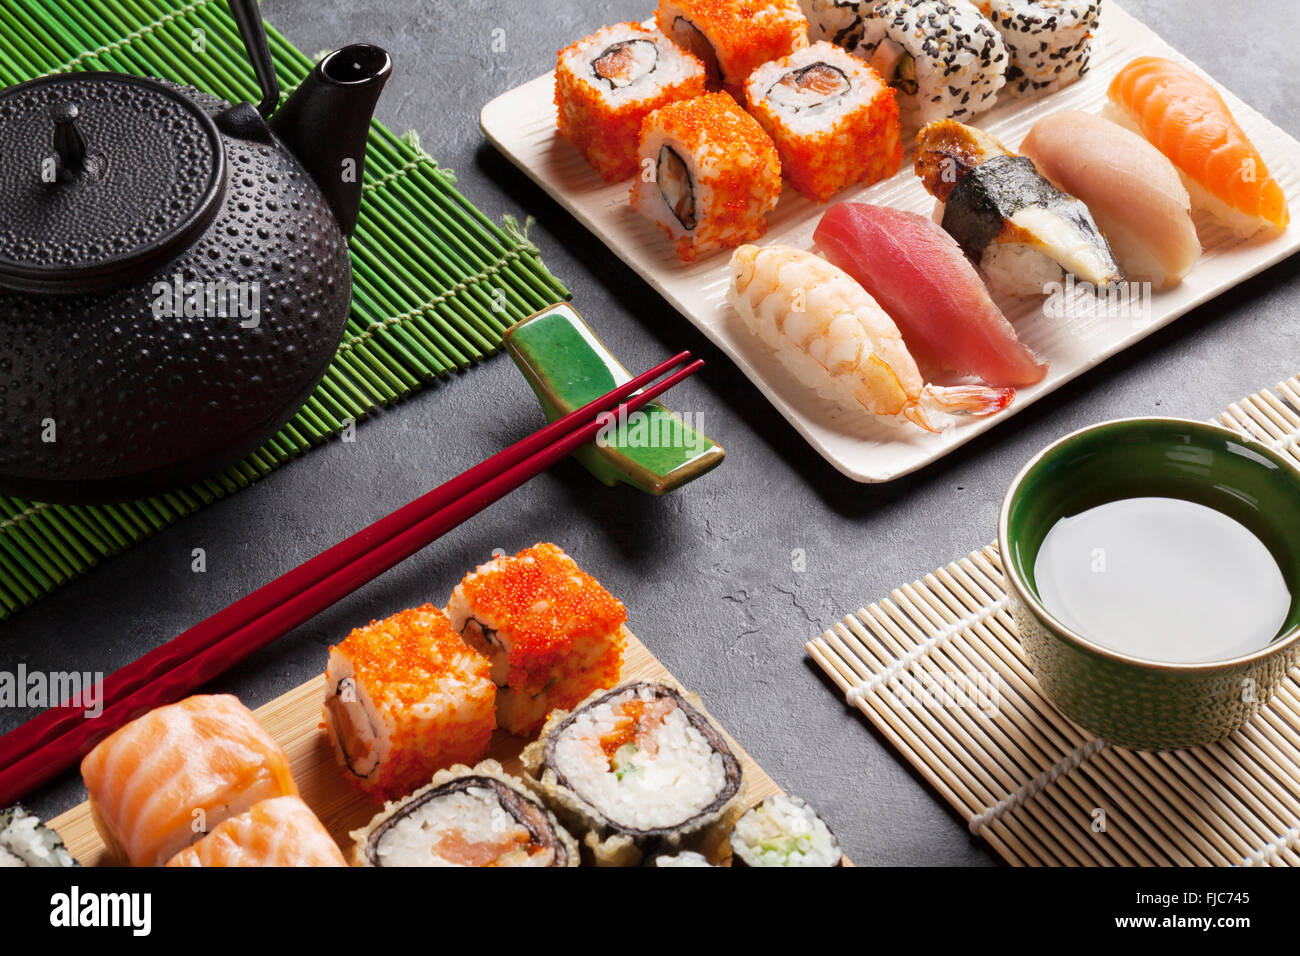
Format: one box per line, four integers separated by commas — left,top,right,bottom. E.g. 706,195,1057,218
4,0,1297,866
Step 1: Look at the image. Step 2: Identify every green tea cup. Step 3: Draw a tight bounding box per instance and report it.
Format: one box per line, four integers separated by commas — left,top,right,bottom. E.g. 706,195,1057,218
998,417,1300,750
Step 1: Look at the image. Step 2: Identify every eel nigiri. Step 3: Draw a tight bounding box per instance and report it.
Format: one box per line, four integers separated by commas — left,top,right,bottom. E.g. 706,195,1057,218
1020,111,1200,290
1107,56,1289,238
915,119,1123,296
166,797,346,867
81,694,298,867
727,244,1014,432
814,202,1047,387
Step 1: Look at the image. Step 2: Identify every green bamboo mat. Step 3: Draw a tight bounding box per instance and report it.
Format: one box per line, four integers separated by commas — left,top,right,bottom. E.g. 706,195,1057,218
0,0,570,618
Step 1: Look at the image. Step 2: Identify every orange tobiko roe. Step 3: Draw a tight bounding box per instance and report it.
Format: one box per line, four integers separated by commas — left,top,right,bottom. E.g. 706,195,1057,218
655,0,809,90
457,543,628,691
325,605,496,802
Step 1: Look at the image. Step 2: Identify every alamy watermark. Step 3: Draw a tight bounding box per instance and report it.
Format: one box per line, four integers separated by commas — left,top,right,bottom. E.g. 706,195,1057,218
880,666,1001,718
0,664,103,718
151,273,260,328
1043,274,1153,326
594,407,710,453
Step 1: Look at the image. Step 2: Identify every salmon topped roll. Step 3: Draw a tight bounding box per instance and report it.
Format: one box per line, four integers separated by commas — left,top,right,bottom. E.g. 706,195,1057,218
166,796,346,867
446,543,627,736
322,604,496,803
80,694,298,867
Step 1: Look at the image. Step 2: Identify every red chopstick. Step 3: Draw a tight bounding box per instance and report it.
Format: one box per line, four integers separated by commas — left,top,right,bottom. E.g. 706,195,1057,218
0,355,702,806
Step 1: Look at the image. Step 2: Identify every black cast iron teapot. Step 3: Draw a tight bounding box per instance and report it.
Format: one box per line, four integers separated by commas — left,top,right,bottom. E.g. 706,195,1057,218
0,0,391,502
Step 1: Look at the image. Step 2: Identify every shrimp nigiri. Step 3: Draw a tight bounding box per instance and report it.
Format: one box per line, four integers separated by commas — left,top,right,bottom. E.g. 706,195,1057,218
1106,57,1289,238
727,244,1014,432
81,694,298,867
166,797,345,867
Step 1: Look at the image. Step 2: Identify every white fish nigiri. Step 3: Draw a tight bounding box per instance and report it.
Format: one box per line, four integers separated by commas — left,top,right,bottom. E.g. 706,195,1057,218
1020,111,1201,290
727,244,1014,432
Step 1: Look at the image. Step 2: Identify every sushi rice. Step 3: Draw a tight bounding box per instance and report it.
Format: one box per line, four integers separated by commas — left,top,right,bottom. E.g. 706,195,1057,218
729,794,843,866
0,805,78,867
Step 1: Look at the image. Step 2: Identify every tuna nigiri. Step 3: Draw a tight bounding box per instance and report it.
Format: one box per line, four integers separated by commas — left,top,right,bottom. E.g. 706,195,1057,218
166,797,346,867
81,694,298,867
1106,56,1289,238
814,203,1047,387
727,244,1014,432
1021,111,1200,290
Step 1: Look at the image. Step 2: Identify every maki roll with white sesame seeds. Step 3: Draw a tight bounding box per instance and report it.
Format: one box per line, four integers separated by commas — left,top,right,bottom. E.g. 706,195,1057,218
729,793,843,866
854,0,1008,127
974,1,1101,96
0,805,78,867
350,760,579,867
630,92,783,262
744,41,902,201
555,22,708,182
521,680,744,867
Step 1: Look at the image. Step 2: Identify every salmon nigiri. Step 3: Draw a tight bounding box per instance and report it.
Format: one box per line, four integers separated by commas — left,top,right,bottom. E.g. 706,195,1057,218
166,797,345,867
1107,57,1289,238
814,203,1047,388
81,694,298,867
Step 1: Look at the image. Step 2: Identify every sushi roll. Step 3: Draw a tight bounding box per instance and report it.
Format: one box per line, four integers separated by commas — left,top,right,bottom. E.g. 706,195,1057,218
446,543,627,736
0,805,79,867
975,0,1101,96
322,604,496,802
166,797,346,867
351,760,579,867
853,1,1008,127
656,0,810,91
80,694,298,867
914,119,1122,296
555,22,707,182
729,793,843,866
630,92,783,262
650,850,715,866
799,0,875,47
743,41,902,201
521,680,744,867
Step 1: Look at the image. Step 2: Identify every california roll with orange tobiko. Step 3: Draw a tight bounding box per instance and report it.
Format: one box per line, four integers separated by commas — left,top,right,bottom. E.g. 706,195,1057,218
630,92,783,262
446,543,628,736
322,604,496,802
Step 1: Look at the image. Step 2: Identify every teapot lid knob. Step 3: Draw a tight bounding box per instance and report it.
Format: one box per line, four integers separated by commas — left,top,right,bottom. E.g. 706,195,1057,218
49,101,88,180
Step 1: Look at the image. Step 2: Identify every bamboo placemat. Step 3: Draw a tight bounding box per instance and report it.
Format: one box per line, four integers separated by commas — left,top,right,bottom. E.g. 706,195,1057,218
807,375,1300,867
0,0,569,617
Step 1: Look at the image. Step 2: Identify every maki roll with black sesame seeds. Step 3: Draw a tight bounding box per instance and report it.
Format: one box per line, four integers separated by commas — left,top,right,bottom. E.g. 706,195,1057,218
729,794,843,867
521,680,744,867
852,0,1008,127
0,805,79,867
350,760,579,867
974,0,1101,96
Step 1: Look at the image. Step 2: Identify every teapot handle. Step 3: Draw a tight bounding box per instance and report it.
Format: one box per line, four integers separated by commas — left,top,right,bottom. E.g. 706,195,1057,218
229,0,280,118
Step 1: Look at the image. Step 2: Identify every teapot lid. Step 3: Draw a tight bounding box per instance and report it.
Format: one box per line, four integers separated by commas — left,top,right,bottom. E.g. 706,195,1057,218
0,72,225,294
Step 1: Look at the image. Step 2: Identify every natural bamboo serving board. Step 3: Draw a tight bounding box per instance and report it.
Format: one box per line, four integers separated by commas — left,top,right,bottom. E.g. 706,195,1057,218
807,376,1300,867
51,632,790,867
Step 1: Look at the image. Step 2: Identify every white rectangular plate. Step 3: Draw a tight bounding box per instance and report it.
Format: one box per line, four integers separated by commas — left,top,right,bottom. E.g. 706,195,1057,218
481,3,1300,482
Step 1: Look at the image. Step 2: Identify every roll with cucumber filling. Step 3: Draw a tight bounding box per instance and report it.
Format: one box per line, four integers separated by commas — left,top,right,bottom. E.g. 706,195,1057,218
729,794,842,867
0,805,79,867
351,760,578,867
522,680,743,866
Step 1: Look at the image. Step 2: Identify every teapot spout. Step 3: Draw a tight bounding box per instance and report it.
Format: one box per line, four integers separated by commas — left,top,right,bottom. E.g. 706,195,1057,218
269,45,392,237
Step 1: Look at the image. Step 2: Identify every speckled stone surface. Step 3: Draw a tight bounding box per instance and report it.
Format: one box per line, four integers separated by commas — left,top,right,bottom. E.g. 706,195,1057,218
3,0,1298,867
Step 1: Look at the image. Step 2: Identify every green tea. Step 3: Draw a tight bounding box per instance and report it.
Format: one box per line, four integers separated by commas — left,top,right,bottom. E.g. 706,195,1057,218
1034,497,1291,664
